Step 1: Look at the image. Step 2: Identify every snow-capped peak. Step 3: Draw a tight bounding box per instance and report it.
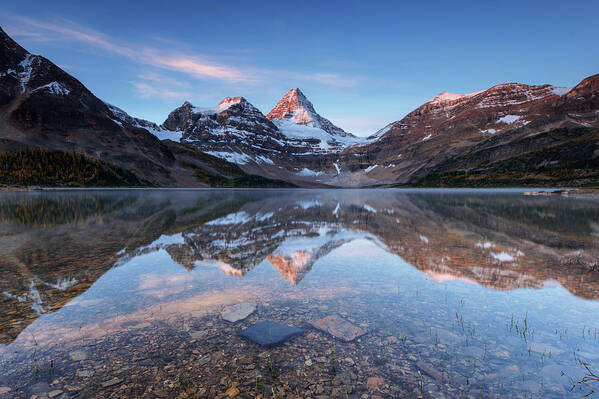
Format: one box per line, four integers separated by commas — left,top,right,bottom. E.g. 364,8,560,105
267,88,316,125
184,96,251,115
427,90,483,105
267,88,354,138
217,96,244,112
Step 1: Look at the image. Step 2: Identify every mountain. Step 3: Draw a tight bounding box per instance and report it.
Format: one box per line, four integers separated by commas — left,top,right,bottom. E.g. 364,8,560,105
1,25,598,188
158,79,599,187
342,77,599,186
0,27,291,188
267,87,357,142
155,92,366,186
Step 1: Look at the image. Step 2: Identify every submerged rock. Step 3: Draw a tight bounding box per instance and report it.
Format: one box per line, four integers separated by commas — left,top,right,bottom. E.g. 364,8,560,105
238,321,304,347
221,302,256,322
101,378,122,388
48,390,63,398
309,315,367,341
69,349,88,361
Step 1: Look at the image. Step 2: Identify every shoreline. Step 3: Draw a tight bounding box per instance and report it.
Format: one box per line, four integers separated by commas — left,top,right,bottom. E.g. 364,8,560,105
2,186,599,197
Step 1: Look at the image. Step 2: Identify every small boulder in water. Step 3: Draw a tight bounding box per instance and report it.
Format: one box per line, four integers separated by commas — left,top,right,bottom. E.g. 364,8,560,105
238,321,304,347
309,315,367,341
221,302,256,322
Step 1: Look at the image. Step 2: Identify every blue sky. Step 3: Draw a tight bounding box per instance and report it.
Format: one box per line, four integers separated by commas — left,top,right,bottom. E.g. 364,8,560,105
2,0,598,136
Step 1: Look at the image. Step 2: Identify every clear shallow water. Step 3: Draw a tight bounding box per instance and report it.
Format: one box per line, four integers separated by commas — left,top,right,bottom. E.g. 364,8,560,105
0,189,598,398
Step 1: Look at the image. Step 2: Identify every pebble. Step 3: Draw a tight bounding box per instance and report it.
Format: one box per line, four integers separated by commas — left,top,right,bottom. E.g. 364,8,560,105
101,378,122,388
366,376,384,391
48,390,63,398
226,386,240,398
0,387,11,394
76,370,94,377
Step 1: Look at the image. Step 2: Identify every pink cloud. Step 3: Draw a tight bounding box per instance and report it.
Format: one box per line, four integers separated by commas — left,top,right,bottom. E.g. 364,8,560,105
8,17,251,82
141,50,246,82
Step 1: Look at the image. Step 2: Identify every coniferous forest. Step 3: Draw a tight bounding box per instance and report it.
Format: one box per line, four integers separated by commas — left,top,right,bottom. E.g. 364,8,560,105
0,149,148,187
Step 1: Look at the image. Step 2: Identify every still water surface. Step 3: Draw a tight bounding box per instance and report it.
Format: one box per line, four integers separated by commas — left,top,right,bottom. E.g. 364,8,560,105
0,189,598,398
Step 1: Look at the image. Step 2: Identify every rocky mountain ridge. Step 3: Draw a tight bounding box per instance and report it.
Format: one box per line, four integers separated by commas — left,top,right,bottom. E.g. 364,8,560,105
1,25,598,187
129,75,599,187
0,27,293,188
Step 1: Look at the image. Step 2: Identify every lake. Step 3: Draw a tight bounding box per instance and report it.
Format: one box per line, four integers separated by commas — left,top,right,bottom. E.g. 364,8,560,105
0,189,598,398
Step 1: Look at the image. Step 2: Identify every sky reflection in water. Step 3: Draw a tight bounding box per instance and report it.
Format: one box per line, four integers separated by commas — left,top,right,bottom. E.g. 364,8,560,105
0,189,598,398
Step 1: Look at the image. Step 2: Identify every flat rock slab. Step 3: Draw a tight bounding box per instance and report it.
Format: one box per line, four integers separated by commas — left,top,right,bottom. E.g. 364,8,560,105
101,378,122,388
238,321,304,347
309,315,367,342
69,349,88,361
221,302,256,322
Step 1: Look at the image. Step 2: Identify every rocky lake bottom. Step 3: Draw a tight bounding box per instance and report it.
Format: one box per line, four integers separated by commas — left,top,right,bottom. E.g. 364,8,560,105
0,189,598,398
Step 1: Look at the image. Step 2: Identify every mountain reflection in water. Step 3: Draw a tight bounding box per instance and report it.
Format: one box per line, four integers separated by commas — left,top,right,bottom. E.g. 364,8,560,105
0,189,598,398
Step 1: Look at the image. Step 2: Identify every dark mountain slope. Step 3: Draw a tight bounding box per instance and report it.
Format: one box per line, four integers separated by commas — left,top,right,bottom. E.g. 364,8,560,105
0,27,288,188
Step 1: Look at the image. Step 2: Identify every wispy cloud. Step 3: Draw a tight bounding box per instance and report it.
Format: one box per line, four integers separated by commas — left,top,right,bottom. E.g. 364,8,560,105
7,17,251,82
130,81,191,99
294,72,358,88
130,72,192,99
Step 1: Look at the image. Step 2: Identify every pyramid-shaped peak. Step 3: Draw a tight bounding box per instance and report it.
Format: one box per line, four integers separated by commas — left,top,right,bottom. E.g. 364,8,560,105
267,87,316,121
266,88,352,137
287,87,307,99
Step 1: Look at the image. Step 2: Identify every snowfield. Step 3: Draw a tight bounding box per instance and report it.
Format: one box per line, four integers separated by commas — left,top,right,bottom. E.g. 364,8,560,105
273,119,365,150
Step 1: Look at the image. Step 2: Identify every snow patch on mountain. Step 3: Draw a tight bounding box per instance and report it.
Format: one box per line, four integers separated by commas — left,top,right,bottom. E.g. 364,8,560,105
192,96,245,115
498,115,521,124
552,87,571,96
273,119,363,150
427,90,484,105
491,252,515,262
105,102,183,141
17,54,37,92
205,151,252,165
33,81,70,96
297,168,323,177
365,124,393,142
144,125,183,141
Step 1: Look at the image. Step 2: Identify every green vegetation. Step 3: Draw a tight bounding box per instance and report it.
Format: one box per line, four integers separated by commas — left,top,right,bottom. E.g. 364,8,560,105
0,149,149,187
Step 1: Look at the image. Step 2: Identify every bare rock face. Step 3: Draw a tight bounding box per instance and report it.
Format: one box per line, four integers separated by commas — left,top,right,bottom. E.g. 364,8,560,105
309,315,367,341
221,303,256,322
